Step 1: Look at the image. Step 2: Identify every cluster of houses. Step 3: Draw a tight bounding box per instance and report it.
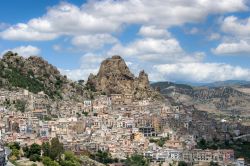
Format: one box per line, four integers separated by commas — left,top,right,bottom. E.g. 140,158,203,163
0,88,249,165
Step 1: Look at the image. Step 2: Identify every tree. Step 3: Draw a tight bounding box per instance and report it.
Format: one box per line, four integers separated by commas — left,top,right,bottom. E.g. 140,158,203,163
14,99,26,112
50,137,64,160
23,145,30,157
42,157,60,166
9,142,20,150
197,138,207,149
9,142,21,160
60,151,81,166
29,154,41,162
210,161,219,166
22,143,41,161
178,161,188,166
125,154,149,166
11,148,20,159
29,143,41,156
42,142,50,157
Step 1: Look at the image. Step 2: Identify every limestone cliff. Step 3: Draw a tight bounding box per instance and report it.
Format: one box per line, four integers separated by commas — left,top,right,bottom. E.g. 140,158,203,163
87,55,161,100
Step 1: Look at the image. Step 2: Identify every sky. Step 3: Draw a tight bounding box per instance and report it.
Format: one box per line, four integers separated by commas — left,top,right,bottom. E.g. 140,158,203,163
0,0,250,83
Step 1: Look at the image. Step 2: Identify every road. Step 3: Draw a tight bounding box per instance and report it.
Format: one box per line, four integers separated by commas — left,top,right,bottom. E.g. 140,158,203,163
4,147,14,166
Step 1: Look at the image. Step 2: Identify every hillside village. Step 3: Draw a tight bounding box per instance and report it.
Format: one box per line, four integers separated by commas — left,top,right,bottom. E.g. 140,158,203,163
0,54,249,166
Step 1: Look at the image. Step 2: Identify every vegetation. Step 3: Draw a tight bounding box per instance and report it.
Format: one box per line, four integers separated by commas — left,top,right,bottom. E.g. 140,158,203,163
90,150,117,164
82,111,88,116
0,51,64,99
4,68,45,94
60,151,81,166
196,138,250,163
8,142,21,161
23,143,41,162
42,157,60,166
20,138,82,166
125,154,149,166
42,137,64,160
14,99,27,112
85,82,96,92
178,161,188,166
149,137,169,147
210,161,219,166
151,81,193,91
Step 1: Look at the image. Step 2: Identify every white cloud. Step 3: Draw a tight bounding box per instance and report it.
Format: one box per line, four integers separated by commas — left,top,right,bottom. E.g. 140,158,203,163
87,0,248,27
109,37,204,63
213,16,250,55
0,2,117,41
71,34,117,51
1,45,41,58
212,40,250,55
0,23,58,41
153,62,250,82
60,53,106,81
60,68,98,82
207,33,221,41
0,0,248,41
221,16,250,36
138,26,170,38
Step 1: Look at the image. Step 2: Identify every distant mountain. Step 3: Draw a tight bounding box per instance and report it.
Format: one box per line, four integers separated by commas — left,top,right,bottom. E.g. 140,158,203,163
151,81,193,92
153,80,250,87
151,81,250,116
202,80,250,87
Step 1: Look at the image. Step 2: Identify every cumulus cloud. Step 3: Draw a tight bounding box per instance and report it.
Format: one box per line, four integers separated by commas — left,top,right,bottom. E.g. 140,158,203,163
0,23,58,41
109,37,204,63
153,63,250,82
1,45,41,58
0,2,117,41
71,34,117,51
213,16,250,55
0,0,248,41
212,40,250,55
138,26,170,38
221,15,250,36
60,53,106,81
60,68,98,82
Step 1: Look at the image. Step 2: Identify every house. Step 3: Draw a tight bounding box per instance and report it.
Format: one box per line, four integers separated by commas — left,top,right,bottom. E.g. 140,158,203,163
111,94,123,105
236,158,244,166
124,94,133,104
32,109,47,119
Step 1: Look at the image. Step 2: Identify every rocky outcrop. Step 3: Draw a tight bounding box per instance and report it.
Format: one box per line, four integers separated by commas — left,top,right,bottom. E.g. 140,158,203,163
0,51,86,100
87,55,161,100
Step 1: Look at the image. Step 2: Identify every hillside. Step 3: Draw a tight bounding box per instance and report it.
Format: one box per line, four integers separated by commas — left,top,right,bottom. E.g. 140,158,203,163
152,81,250,117
0,51,86,100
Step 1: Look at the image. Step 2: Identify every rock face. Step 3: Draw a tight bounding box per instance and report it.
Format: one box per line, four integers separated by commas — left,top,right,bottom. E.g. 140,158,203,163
87,55,159,100
0,51,86,100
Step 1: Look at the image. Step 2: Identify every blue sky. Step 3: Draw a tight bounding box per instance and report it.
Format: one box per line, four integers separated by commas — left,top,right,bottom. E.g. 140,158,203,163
0,0,250,83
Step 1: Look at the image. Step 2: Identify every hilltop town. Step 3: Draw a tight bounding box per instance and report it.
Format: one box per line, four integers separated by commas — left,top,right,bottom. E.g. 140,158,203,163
0,54,249,166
